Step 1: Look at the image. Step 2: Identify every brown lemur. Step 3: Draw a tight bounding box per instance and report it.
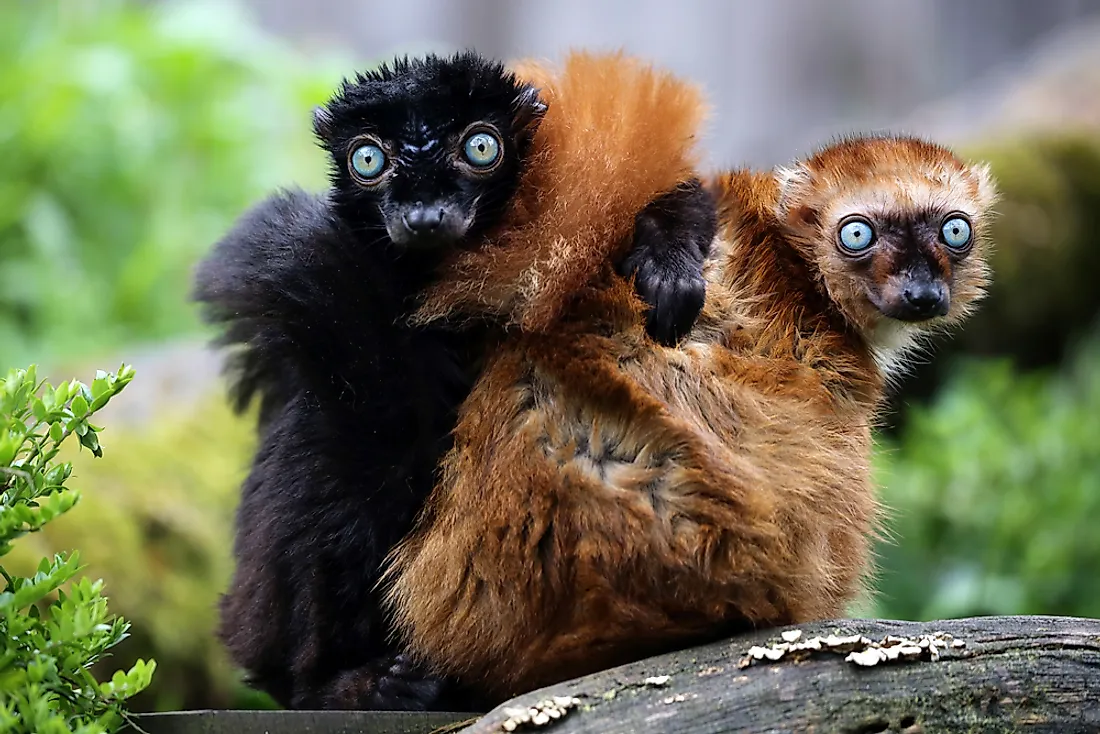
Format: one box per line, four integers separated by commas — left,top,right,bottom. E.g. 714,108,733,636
192,51,716,711
384,133,998,703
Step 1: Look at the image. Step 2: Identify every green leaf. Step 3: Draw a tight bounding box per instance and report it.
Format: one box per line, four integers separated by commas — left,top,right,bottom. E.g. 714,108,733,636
0,433,16,467
10,554,81,610
48,421,63,443
79,430,102,458
100,659,156,701
90,378,109,401
71,393,89,418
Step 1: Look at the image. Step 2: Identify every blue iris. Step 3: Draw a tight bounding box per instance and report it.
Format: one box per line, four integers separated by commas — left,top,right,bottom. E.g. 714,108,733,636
839,218,875,253
351,143,386,179
464,132,500,167
941,216,972,249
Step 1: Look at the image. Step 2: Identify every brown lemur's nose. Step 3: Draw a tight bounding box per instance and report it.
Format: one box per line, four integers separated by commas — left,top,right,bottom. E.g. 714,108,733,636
899,279,949,320
402,203,444,234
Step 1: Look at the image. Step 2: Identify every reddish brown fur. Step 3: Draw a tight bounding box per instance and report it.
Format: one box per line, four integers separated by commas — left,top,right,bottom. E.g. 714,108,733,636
386,128,996,701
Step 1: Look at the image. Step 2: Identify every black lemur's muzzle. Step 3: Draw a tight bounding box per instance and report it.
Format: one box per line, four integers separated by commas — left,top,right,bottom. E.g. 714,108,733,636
388,202,471,247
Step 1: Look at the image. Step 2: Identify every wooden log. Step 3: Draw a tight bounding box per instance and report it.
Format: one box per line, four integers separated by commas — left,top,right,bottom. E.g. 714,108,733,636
462,615,1100,734
125,616,1100,733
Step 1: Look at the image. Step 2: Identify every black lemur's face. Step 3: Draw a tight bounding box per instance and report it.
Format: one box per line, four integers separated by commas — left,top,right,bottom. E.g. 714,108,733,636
313,52,547,251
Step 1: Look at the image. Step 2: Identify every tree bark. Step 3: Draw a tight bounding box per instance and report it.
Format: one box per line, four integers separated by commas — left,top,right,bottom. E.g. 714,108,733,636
461,615,1100,734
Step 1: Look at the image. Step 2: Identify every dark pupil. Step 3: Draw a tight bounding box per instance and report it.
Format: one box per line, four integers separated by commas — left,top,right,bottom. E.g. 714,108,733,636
952,226,960,235
477,142,486,153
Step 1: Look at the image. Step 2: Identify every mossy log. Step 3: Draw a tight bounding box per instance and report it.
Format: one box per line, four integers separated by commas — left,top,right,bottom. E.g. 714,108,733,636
462,615,1100,734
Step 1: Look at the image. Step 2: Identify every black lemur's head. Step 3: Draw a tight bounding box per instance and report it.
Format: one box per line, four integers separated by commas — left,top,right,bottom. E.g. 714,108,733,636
313,51,547,251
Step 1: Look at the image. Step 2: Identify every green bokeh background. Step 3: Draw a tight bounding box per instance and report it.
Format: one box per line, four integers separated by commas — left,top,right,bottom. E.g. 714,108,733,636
2,0,1098,712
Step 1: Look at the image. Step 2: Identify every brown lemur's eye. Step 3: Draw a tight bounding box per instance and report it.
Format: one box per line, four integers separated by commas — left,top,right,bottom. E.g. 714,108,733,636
348,139,387,183
461,128,502,169
837,216,876,255
940,213,973,251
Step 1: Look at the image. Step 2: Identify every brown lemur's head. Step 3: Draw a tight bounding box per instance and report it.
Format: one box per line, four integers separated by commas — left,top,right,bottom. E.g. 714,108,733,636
773,134,997,366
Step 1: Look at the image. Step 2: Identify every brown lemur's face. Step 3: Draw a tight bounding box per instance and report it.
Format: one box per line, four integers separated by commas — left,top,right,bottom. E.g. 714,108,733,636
775,136,997,343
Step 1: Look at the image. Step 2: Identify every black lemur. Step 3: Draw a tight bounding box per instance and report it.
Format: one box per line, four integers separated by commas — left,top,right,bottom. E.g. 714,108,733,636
192,51,717,711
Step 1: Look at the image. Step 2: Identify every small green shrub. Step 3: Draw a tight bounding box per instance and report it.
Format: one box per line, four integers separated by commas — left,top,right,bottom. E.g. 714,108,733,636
4,390,261,711
0,364,154,734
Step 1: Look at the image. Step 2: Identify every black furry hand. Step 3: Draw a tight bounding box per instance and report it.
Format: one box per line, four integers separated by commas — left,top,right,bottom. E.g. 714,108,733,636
619,178,718,346
316,653,449,711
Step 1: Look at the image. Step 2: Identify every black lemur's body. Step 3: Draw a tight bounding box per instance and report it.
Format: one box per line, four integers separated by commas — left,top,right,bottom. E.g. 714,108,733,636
193,52,717,711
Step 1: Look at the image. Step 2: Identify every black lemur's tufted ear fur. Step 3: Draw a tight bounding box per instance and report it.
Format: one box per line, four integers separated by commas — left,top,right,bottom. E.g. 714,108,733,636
511,85,548,143
311,104,334,142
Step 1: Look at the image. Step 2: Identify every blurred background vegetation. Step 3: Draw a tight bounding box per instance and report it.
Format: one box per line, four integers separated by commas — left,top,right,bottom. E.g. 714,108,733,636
3,0,1098,713
0,0,336,370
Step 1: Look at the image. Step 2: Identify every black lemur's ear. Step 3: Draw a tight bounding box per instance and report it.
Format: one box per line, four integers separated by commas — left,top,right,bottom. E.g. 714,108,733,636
511,85,548,143
312,104,335,142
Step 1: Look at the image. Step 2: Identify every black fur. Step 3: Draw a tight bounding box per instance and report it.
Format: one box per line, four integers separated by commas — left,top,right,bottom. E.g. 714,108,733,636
194,187,487,710
193,51,713,711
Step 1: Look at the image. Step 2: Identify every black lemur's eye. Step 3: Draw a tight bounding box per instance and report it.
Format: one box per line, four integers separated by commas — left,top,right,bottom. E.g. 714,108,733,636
463,130,501,168
348,139,387,182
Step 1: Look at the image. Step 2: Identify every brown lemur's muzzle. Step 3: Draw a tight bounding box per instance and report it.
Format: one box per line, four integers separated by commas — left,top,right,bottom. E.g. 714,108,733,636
875,268,950,322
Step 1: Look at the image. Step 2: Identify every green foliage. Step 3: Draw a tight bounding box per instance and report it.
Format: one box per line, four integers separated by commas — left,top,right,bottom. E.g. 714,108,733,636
876,133,1100,614
0,0,341,369
4,392,261,711
0,364,155,734
873,327,1100,621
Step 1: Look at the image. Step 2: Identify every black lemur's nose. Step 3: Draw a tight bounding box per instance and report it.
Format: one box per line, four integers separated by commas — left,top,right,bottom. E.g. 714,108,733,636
403,204,444,233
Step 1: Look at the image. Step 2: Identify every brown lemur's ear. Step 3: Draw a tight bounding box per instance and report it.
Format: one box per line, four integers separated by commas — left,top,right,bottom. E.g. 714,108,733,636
969,161,1000,211
312,104,335,143
773,162,820,229
511,85,548,144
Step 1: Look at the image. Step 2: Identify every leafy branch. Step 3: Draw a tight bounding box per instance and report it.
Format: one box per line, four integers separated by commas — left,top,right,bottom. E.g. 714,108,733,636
0,364,155,734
